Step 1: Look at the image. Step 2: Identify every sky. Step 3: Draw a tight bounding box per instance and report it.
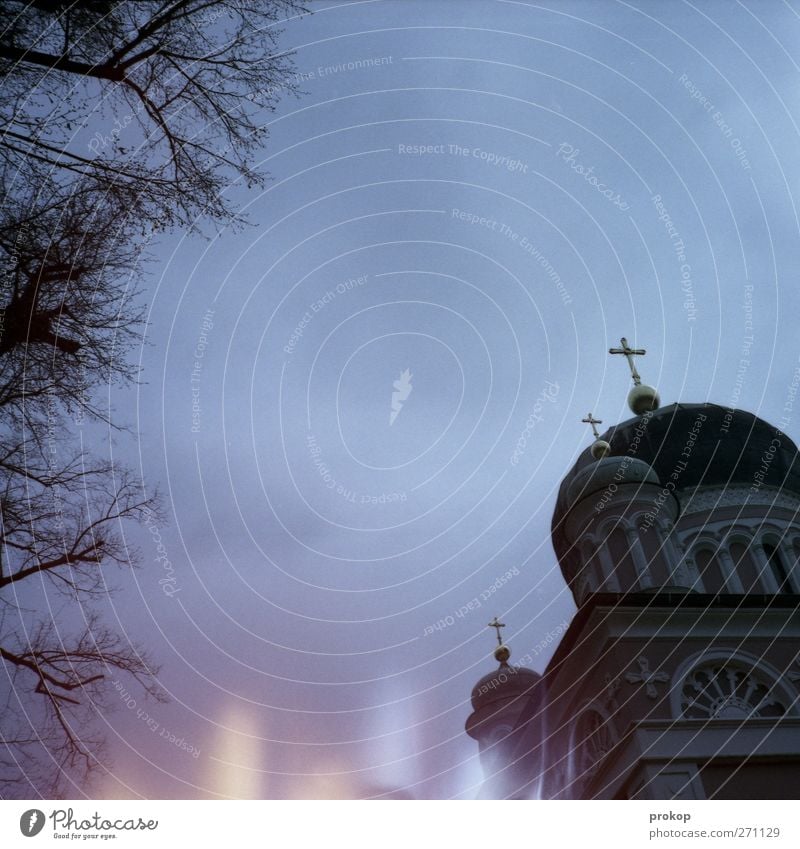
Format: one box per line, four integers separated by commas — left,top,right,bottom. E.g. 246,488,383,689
56,0,800,799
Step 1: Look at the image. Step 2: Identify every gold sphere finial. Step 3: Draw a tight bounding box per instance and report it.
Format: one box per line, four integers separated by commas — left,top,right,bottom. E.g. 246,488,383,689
627,384,660,415
494,644,511,664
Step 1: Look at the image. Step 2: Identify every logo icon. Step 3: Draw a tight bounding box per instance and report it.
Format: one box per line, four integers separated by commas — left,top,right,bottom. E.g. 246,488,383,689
390,368,413,425
20,809,45,837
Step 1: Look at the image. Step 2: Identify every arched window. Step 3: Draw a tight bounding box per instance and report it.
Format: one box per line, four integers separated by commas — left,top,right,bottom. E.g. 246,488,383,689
728,541,761,594
606,527,638,592
678,659,790,720
580,540,602,592
639,521,669,586
793,537,800,568
762,540,793,593
571,709,615,784
693,546,725,593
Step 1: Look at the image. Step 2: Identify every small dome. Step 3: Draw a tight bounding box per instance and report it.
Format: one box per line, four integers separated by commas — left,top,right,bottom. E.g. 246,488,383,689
552,403,800,572
470,663,541,712
566,455,659,505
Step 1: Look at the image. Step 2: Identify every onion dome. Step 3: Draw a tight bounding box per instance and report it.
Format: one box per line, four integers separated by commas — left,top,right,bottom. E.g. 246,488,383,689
566,455,659,506
470,646,541,714
552,403,800,568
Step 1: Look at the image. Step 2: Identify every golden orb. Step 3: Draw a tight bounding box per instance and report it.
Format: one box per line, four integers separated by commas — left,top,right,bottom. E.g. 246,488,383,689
628,384,660,415
494,644,511,664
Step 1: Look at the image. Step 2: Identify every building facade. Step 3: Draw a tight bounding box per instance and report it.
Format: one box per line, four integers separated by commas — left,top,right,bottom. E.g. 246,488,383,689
466,402,800,799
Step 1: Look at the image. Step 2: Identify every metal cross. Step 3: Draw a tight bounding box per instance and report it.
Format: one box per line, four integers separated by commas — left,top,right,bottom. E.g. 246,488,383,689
582,412,603,439
609,337,646,386
488,617,506,647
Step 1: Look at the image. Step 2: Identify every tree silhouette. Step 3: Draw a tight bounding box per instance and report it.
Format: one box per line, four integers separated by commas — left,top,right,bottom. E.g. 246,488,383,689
1,0,306,226
0,0,305,796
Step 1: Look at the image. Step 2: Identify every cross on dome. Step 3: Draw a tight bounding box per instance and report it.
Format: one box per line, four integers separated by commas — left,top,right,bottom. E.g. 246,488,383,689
609,337,647,386
582,412,603,439
488,617,506,647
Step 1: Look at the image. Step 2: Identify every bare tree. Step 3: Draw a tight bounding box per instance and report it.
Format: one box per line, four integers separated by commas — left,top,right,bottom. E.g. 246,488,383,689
1,613,165,798
0,0,306,797
0,185,147,426
0,426,165,796
1,0,307,226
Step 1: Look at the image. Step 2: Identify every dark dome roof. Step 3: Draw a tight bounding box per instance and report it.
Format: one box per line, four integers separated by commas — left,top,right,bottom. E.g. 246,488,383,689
552,403,800,565
470,663,541,712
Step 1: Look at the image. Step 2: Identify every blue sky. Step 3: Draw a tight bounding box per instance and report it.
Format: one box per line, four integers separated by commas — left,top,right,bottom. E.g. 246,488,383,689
83,0,800,798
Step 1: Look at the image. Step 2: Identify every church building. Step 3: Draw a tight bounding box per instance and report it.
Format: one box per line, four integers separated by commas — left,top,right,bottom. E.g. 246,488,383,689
466,339,800,799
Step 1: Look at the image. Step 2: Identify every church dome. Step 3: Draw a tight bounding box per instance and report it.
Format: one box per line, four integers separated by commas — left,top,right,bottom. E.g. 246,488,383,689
552,403,800,566
470,663,541,712
565,455,659,505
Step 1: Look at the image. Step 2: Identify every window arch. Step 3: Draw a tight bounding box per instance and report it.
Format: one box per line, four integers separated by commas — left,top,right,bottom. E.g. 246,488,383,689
604,524,638,592
727,538,762,594
635,514,671,586
671,651,796,720
761,536,794,593
793,537,800,569
580,539,603,592
693,544,725,593
570,707,615,786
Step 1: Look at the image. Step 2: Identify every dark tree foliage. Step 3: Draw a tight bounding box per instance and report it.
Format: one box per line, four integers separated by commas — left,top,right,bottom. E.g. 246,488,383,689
1,0,306,225
0,0,305,796
0,187,147,426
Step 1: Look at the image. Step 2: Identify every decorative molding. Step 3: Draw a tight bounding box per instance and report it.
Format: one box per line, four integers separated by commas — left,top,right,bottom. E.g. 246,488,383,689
680,661,788,719
604,674,621,710
679,484,800,516
573,708,615,782
625,656,669,699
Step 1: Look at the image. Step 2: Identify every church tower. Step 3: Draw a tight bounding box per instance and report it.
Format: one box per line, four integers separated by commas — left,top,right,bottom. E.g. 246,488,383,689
465,619,543,799
466,339,800,799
